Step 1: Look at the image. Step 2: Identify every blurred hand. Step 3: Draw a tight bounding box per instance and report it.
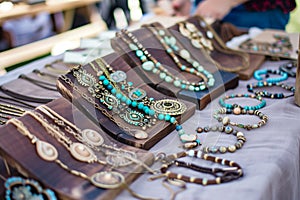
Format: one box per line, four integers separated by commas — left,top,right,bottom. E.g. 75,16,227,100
172,0,192,16
194,0,236,19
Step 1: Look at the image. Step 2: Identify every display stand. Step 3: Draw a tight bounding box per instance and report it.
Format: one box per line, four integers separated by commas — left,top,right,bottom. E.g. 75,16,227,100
181,16,265,80
0,98,154,200
111,22,239,110
57,54,196,150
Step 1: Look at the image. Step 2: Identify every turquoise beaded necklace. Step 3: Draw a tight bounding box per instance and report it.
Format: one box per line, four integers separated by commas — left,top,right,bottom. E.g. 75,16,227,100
116,29,212,92
94,58,201,149
144,25,215,88
253,69,288,83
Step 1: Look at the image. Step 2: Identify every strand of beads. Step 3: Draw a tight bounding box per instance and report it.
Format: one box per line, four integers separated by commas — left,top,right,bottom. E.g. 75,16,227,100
145,25,215,88
196,125,246,153
116,29,210,92
157,150,243,186
219,94,266,113
213,107,268,130
253,69,288,83
98,70,200,149
247,81,295,99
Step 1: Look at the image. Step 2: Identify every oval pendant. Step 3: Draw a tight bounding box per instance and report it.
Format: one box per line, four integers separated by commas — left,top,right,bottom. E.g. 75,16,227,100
70,143,96,163
179,24,191,37
90,171,124,189
128,88,147,101
191,39,202,49
206,30,214,39
179,49,191,59
36,140,58,161
151,99,187,115
110,71,127,83
186,22,197,32
131,129,148,139
82,129,104,146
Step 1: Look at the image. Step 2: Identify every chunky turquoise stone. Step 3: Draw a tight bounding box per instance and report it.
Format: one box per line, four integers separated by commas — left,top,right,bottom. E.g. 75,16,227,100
158,113,165,120
155,62,161,68
140,55,147,61
167,48,173,53
165,76,172,83
121,96,127,102
159,72,167,79
149,109,155,116
174,80,181,87
200,85,206,90
103,79,109,85
111,88,116,94
116,93,122,99
129,43,138,51
136,50,144,57
165,114,171,121
181,65,187,71
99,75,105,81
189,85,195,91
170,117,176,123
126,99,132,105
131,101,138,107
142,61,155,71
138,102,144,110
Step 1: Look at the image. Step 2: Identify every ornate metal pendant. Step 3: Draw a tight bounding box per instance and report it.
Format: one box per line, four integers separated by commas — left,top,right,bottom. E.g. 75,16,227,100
110,71,127,83
90,171,125,189
128,88,147,101
151,99,187,116
82,129,104,146
5,176,57,200
73,69,96,87
106,150,137,167
36,140,58,161
70,142,96,163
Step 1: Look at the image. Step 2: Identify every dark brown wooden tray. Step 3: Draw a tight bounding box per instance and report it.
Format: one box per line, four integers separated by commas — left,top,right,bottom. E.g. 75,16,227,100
0,98,154,200
111,24,239,110
56,54,196,150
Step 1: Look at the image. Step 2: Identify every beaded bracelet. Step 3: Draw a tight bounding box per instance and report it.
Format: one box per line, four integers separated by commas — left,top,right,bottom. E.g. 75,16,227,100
247,81,295,99
158,150,243,186
219,94,266,112
196,125,246,153
213,107,268,130
253,69,288,83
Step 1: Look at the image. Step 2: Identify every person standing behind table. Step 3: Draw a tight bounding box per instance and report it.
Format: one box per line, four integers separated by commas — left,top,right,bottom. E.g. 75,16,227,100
172,0,296,30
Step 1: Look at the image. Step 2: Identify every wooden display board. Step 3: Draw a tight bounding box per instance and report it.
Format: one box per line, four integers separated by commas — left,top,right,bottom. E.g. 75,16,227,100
111,22,239,110
0,98,154,200
57,54,196,150
182,16,265,80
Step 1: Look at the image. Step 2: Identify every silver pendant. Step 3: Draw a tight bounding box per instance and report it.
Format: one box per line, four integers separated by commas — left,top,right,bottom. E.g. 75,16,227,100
36,140,58,161
90,171,125,189
110,71,127,83
82,129,104,146
70,142,96,163
151,99,187,115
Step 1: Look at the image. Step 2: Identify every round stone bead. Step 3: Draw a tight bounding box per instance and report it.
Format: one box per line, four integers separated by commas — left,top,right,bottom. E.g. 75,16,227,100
219,146,227,153
222,116,230,125
228,145,237,153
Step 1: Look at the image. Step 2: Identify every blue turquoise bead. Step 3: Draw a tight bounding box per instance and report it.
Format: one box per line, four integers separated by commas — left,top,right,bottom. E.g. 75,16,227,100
170,117,176,123
158,113,165,120
138,102,144,110
107,84,113,90
149,109,155,116
99,75,105,81
131,101,138,107
126,99,132,105
103,79,109,85
164,114,171,121
176,125,182,131
111,88,116,94
116,93,122,99
136,50,144,57
121,96,127,102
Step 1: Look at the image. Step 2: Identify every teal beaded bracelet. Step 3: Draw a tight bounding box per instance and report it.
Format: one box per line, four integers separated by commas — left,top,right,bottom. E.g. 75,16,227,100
253,69,288,83
247,81,295,99
219,94,266,112
213,107,268,130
